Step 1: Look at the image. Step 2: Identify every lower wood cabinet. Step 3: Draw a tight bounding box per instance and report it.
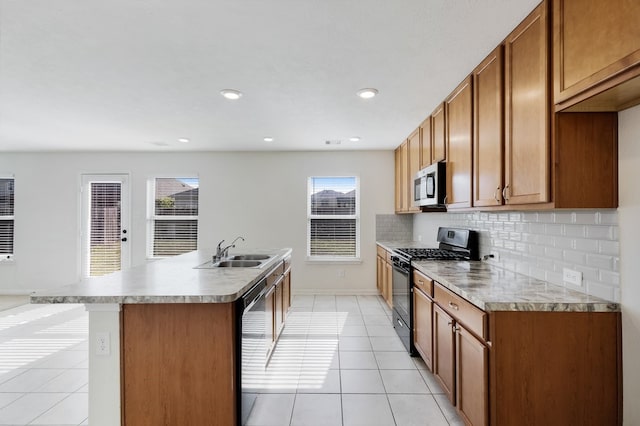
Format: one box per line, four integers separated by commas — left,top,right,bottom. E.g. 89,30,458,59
433,303,456,404
414,275,621,426
376,245,393,308
456,324,488,426
413,270,434,371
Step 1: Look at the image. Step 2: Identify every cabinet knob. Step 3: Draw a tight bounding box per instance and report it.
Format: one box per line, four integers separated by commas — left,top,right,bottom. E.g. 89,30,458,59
448,301,459,311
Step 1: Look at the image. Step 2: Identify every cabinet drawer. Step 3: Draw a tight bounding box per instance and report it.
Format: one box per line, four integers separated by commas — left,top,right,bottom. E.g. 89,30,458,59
266,262,284,287
377,245,387,258
386,251,393,263
413,270,433,297
434,283,487,341
284,256,291,273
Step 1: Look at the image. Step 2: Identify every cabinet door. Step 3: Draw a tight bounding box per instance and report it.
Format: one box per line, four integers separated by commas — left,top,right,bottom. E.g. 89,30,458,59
275,280,283,336
283,270,291,318
473,45,504,207
554,0,640,108
431,103,446,163
446,76,473,209
420,117,432,169
413,287,433,371
376,255,384,294
407,129,421,212
400,141,409,212
385,261,393,308
394,147,403,213
265,285,276,359
504,2,550,205
456,325,488,426
433,303,455,403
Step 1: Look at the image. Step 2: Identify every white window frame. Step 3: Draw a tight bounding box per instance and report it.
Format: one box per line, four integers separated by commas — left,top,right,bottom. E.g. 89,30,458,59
0,175,15,263
146,176,199,259
306,176,360,262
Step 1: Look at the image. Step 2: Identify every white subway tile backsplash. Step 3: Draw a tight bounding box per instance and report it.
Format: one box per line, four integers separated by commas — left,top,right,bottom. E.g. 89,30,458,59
413,209,620,301
574,238,599,253
586,254,614,270
564,225,586,238
585,225,615,240
573,212,599,225
599,240,619,256
563,250,586,265
586,281,617,301
597,211,619,225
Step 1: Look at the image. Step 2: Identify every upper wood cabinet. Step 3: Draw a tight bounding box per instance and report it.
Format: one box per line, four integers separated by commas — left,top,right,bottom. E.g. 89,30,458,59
407,129,421,213
394,147,402,212
419,117,432,169
445,76,473,209
394,130,421,214
431,103,446,163
473,45,504,208
554,0,640,111
504,2,550,206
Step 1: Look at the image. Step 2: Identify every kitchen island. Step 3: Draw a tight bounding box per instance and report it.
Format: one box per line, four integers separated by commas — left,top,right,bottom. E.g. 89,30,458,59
30,248,293,426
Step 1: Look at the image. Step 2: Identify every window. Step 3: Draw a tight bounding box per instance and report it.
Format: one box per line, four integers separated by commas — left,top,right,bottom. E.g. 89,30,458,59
148,177,199,258
0,177,15,260
307,176,359,260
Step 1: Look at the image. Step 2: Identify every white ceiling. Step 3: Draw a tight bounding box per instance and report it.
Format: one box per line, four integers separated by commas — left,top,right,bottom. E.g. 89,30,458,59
0,0,540,152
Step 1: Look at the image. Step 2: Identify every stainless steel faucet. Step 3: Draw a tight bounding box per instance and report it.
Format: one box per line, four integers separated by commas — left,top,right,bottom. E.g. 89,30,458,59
215,236,245,261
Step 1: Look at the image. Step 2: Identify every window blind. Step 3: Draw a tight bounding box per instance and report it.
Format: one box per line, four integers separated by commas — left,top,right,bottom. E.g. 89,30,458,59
308,177,359,258
150,178,199,257
0,178,15,257
89,182,121,277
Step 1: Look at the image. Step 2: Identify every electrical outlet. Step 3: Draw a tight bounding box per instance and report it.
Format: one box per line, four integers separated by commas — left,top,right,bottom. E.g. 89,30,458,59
417,235,422,242
96,332,110,356
563,268,583,287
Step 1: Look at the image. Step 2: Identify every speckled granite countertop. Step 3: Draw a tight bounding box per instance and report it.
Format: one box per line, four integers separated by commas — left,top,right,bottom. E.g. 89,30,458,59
30,248,292,305
377,241,619,313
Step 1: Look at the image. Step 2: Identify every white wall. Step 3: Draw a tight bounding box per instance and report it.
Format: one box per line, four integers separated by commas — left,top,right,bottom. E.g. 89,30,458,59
619,104,640,425
0,151,394,295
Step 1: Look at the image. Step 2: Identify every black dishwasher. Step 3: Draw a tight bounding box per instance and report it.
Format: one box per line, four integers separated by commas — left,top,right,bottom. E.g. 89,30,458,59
237,278,267,425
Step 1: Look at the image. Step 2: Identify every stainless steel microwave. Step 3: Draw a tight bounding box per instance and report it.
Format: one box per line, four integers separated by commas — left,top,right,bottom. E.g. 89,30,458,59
414,162,446,207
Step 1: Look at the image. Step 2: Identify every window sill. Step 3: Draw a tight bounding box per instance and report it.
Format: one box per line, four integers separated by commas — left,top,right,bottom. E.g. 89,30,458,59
0,255,15,265
306,257,362,265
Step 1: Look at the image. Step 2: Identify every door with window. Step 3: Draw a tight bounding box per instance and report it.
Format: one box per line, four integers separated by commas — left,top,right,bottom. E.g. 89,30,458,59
81,174,130,277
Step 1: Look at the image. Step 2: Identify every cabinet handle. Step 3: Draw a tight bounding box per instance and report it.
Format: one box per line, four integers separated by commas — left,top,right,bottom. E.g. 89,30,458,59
494,186,501,203
453,326,461,333
447,320,453,326
448,301,459,311
443,195,448,206
503,185,510,203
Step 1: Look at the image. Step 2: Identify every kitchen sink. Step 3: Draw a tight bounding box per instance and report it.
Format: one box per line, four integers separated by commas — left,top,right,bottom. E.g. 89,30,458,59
216,260,263,268
227,254,270,261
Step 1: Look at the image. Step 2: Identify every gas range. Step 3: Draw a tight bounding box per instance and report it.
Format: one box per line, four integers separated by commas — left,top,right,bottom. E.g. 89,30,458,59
392,227,479,263
394,247,472,261
390,227,478,355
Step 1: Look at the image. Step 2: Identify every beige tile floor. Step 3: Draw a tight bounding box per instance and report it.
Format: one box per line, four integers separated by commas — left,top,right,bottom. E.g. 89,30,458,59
244,295,464,426
0,302,88,425
0,295,463,426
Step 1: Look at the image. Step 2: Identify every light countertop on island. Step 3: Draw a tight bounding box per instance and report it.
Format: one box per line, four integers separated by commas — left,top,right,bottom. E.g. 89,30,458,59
30,248,292,305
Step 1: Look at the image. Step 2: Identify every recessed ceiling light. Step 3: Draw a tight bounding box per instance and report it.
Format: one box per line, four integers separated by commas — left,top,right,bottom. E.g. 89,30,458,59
178,138,190,143
356,88,379,99
349,136,361,142
220,89,243,100
263,137,274,142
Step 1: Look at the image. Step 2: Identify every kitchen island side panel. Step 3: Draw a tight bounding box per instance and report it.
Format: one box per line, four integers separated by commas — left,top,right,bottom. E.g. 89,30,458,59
489,311,621,426
122,303,237,426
